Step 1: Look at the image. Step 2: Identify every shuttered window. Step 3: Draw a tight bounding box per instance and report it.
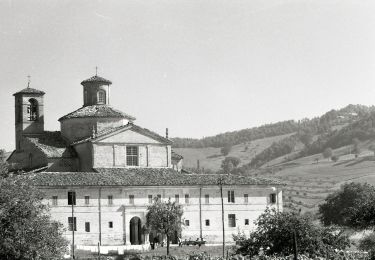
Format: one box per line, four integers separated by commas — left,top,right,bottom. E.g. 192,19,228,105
126,146,138,166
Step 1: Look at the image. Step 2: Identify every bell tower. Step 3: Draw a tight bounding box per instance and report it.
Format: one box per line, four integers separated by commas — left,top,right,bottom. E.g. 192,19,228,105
13,78,45,151
81,70,112,107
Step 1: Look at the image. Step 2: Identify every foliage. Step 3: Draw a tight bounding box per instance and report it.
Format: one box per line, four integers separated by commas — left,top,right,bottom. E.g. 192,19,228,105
322,147,333,159
0,174,68,259
220,145,231,156
319,182,375,229
331,155,339,162
146,199,184,255
369,144,375,156
221,157,241,174
233,208,350,257
299,132,313,147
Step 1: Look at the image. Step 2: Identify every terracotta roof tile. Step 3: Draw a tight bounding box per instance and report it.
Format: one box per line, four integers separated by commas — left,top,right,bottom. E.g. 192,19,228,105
29,168,283,187
81,75,112,85
13,87,45,96
58,105,136,121
25,131,76,158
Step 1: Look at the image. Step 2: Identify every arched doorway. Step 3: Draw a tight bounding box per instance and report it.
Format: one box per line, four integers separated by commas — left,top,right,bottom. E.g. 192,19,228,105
130,217,142,245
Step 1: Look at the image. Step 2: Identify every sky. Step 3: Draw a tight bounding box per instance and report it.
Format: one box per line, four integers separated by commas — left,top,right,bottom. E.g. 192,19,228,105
1,0,375,151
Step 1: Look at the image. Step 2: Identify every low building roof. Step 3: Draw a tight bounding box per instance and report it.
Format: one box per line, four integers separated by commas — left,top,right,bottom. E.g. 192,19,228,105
29,168,283,187
13,87,45,96
72,122,173,145
58,105,136,121
81,75,112,85
25,131,76,158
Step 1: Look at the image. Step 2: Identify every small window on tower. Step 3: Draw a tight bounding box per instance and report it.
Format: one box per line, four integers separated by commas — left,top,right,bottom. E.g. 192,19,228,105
98,91,106,104
27,99,38,121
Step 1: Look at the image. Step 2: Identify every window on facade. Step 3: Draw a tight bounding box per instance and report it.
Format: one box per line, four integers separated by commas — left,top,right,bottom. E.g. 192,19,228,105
244,194,248,203
205,219,210,226
205,194,209,204
84,196,90,205
157,194,161,201
85,222,90,232
185,220,190,226
109,221,113,228
126,146,139,166
68,191,76,205
228,190,235,203
185,194,189,204
52,196,58,206
148,195,153,204
245,219,249,225
98,91,106,104
68,217,77,231
129,195,134,204
270,193,277,204
27,99,38,121
175,194,179,203
108,195,113,205
228,214,236,227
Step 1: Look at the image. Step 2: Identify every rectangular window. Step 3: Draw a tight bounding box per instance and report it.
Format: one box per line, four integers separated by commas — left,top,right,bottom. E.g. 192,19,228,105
185,220,190,226
157,194,161,201
109,221,113,228
185,194,189,204
148,195,153,204
126,146,139,166
175,194,179,203
68,191,76,205
244,194,248,203
205,194,209,204
84,196,90,205
68,217,77,231
228,190,235,203
245,219,249,225
85,222,90,232
108,195,113,205
129,195,134,204
205,219,210,226
52,196,58,206
270,193,277,204
228,214,236,227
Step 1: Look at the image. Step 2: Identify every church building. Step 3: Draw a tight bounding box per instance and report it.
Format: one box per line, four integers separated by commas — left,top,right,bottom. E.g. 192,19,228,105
7,74,283,252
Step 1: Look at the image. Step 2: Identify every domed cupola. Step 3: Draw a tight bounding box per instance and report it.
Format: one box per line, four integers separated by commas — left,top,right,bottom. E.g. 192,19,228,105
81,74,112,106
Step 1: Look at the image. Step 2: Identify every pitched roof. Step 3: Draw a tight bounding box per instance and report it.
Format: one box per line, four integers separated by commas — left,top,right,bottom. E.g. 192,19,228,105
29,168,283,187
58,105,136,121
13,87,45,96
25,131,76,158
81,75,112,85
72,123,173,145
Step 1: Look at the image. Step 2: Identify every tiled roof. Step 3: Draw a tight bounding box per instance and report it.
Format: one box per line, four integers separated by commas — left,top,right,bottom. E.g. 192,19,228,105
81,75,112,85
172,151,183,160
25,131,76,158
29,168,283,187
72,123,173,145
58,105,136,121
13,87,45,96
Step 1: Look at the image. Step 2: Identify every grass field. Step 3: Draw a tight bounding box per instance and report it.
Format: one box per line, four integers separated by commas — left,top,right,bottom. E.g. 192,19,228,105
174,133,295,171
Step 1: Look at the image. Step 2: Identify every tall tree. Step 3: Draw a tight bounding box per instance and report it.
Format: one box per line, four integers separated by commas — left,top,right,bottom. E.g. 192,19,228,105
0,172,68,259
146,199,183,255
221,157,241,174
322,147,333,160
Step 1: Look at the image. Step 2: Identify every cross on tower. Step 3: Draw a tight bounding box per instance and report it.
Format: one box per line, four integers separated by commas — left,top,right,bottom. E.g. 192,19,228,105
27,75,31,88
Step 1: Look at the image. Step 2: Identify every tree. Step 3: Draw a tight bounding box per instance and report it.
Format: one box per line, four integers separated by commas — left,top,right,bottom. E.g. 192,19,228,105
322,148,333,160
0,173,68,259
146,199,183,255
220,145,231,156
233,208,349,257
369,143,375,156
299,132,313,147
353,138,361,157
221,157,241,174
319,182,375,229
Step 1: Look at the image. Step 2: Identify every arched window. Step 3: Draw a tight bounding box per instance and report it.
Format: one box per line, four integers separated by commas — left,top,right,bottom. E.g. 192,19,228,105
84,90,88,104
98,91,106,104
27,99,38,121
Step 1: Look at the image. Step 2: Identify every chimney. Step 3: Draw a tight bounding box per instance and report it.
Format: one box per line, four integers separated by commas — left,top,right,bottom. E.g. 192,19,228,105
166,128,169,139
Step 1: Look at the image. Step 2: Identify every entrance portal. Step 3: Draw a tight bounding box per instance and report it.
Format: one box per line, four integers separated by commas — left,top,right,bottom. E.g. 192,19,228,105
130,217,142,245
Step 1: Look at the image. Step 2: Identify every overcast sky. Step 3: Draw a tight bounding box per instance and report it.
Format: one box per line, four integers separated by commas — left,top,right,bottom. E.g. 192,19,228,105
1,0,375,151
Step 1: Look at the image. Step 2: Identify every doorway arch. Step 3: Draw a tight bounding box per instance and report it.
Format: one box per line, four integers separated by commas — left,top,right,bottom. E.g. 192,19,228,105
129,217,142,245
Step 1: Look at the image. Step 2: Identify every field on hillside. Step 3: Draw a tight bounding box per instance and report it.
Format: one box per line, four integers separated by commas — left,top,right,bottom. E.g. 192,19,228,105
259,150,375,214
174,133,295,171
